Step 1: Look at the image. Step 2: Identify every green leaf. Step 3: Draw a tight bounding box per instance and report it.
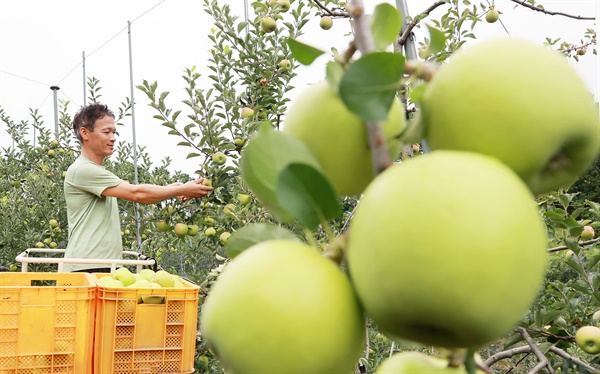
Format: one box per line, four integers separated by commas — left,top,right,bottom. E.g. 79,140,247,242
427,24,446,54
325,61,344,94
277,163,341,230
237,22,248,34
339,52,405,122
564,237,581,253
370,3,402,51
225,223,300,258
240,123,322,222
287,38,325,65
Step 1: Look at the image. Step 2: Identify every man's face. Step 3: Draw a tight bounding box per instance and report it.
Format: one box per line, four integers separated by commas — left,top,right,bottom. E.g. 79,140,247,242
81,115,117,159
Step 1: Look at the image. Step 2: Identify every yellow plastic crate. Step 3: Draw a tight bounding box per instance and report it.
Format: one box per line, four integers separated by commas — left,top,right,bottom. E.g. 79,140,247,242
0,272,96,373
92,273,200,374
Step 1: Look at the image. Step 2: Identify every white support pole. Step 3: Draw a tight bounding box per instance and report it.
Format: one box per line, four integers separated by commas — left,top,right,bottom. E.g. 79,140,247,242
127,21,142,247
50,86,60,138
395,0,417,60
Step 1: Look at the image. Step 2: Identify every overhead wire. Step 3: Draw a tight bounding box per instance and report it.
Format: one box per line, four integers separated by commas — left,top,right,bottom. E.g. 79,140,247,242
55,0,167,87
0,69,51,87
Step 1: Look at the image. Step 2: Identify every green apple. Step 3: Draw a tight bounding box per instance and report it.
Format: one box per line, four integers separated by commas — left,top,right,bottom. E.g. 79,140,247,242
223,203,236,217
241,107,254,119
174,223,189,236
237,194,252,205
376,351,473,373
141,282,165,304
277,0,290,12
49,241,57,248
100,277,124,288
278,59,291,71
201,240,365,373
44,238,52,245
113,267,136,287
202,178,213,188
205,227,217,237
203,217,215,226
319,16,333,30
577,48,586,56
49,219,59,228
152,270,175,288
565,250,575,260
485,8,499,23
418,45,432,59
213,152,227,165
187,224,199,236
421,37,600,195
347,151,548,348
172,275,186,287
157,220,170,232
575,326,600,354
11,180,20,186
283,81,406,196
139,269,156,282
50,140,59,148
128,279,151,288
47,149,56,157
35,241,44,248
592,310,600,323
234,137,246,147
581,225,595,240
219,231,231,244
261,16,277,33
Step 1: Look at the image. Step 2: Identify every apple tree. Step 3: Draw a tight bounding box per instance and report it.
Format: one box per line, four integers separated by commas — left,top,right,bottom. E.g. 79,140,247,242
180,0,599,373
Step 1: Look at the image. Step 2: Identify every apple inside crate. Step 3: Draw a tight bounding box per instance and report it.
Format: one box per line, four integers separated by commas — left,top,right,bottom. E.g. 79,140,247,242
92,272,200,374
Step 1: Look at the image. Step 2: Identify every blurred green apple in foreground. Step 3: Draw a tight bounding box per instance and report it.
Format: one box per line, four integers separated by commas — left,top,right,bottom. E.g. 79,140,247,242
376,351,483,373
348,151,547,348
283,81,405,196
201,240,365,373
422,37,600,195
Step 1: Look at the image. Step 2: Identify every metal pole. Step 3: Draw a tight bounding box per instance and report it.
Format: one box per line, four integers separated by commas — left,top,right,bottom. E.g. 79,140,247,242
395,0,430,153
50,86,60,138
244,0,249,34
127,21,142,247
395,0,417,60
82,51,87,106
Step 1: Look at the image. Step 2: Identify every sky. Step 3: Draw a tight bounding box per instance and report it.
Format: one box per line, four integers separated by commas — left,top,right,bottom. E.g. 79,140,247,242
0,0,598,176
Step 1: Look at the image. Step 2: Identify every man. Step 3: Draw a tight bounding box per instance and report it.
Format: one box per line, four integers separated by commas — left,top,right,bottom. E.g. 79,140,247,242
63,103,213,272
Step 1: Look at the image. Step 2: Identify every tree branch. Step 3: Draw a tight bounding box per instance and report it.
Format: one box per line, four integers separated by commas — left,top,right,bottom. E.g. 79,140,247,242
548,346,598,373
547,237,600,253
310,0,349,18
508,0,595,20
516,327,555,374
348,0,392,177
398,1,447,47
484,345,597,373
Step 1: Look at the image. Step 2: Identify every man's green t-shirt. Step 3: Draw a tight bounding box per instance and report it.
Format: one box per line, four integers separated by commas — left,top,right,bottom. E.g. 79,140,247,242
63,155,124,272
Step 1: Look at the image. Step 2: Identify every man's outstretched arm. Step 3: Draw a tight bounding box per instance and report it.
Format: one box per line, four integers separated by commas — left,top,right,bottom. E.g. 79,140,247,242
103,179,213,204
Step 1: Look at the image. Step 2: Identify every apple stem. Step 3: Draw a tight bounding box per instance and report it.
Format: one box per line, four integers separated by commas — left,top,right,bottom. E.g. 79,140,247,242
348,0,393,177
404,60,439,82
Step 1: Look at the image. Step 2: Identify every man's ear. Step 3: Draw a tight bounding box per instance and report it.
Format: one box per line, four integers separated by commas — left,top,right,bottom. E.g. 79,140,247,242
80,127,89,141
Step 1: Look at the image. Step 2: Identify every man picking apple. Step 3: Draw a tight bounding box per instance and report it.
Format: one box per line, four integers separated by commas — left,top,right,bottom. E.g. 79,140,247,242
63,103,213,273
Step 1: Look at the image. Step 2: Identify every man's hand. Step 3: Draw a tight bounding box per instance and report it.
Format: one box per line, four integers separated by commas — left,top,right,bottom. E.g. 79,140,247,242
178,179,213,200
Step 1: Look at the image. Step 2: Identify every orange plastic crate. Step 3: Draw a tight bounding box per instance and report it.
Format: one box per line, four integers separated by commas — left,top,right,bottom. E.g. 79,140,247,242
0,272,96,373
92,273,200,374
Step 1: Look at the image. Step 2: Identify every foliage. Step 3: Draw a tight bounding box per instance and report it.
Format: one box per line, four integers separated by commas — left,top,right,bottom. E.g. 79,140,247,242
0,0,598,373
